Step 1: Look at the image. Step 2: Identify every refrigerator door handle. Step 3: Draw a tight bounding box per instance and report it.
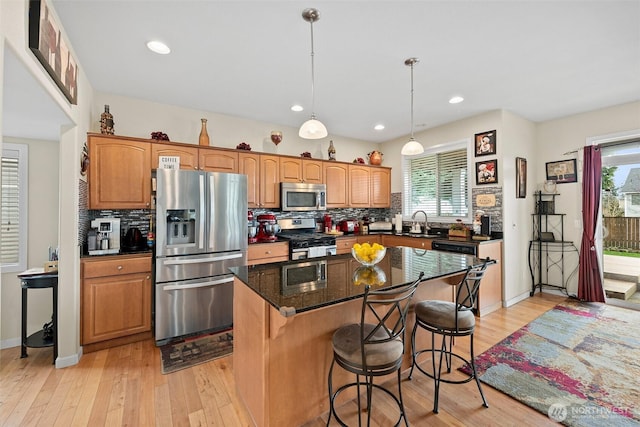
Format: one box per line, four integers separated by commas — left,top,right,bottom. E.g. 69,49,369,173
162,276,235,291
162,252,243,266
198,173,206,248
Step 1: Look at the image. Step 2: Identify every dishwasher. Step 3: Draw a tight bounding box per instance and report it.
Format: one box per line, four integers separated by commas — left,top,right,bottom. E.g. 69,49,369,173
431,240,478,256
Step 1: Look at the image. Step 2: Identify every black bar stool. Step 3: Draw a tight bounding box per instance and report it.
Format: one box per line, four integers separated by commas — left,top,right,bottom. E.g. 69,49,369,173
408,259,490,413
327,272,423,427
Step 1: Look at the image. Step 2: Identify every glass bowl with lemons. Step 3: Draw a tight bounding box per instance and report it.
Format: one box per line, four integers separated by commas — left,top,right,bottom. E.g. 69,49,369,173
351,242,386,267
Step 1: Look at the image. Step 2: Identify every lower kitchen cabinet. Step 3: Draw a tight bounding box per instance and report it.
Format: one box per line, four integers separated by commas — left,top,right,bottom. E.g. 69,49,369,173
336,234,382,254
81,254,152,351
381,234,432,250
476,240,503,316
247,241,289,265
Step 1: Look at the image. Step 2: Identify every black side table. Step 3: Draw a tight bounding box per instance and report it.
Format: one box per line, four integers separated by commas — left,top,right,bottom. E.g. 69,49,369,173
18,272,58,364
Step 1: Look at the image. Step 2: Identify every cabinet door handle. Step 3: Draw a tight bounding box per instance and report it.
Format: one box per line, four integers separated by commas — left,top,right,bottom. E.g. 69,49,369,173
117,265,123,270
146,275,150,280
266,251,271,254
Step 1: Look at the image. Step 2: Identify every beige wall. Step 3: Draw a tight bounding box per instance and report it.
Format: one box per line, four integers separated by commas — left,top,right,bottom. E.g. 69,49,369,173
1,137,59,347
1,0,91,367
93,92,379,163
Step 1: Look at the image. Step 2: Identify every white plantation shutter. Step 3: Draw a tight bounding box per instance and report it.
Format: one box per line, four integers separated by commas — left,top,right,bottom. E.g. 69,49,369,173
1,144,28,272
403,140,470,220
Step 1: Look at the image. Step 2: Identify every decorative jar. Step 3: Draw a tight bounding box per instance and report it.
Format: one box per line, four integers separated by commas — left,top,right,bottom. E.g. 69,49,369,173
368,150,383,165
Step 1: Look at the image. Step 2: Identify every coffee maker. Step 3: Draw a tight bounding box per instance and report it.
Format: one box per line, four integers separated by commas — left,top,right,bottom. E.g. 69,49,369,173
88,218,121,255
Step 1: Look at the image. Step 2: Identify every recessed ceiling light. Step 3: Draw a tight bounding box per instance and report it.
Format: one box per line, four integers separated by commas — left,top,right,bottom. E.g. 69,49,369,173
449,96,464,104
291,104,304,112
147,40,171,55
374,124,385,131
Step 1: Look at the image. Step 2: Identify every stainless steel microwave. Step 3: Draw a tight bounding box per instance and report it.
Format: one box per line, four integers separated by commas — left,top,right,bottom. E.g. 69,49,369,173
281,182,326,211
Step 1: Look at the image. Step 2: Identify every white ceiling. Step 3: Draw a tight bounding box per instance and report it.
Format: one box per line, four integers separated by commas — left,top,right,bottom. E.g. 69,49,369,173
5,1,640,143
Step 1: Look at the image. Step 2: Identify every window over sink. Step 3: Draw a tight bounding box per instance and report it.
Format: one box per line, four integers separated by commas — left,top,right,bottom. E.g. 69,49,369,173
402,139,471,223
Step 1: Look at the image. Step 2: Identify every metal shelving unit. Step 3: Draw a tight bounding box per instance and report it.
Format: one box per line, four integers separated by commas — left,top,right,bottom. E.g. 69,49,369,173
528,192,578,296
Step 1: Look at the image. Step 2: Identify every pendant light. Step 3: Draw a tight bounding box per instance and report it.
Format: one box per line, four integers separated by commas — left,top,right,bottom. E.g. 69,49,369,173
299,8,328,139
401,57,424,155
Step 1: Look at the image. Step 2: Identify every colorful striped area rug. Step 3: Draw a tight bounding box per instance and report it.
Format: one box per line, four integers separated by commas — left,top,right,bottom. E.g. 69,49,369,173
160,329,233,374
464,300,640,426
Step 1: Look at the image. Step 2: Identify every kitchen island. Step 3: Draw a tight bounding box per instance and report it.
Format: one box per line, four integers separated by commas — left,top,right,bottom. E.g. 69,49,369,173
230,247,492,427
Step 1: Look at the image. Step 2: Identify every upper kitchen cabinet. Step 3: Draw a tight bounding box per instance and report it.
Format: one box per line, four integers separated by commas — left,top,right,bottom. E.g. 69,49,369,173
199,149,238,172
151,143,237,172
348,164,370,207
324,162,349,208
151,143,198,170
279,157,323,184
370,167,391,208
239,153,280,209
303,159,323,184
88,135,152,209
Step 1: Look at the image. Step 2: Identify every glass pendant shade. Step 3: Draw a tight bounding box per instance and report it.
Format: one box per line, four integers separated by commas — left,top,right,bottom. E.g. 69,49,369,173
299,117,328,139
401,137,424,155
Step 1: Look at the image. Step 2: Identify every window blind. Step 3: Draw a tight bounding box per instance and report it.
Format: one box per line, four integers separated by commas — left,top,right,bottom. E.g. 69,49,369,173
403,144,469,219
1,143,27,272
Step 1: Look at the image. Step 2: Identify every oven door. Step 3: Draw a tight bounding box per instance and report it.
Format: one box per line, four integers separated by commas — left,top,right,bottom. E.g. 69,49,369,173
281,260,327,295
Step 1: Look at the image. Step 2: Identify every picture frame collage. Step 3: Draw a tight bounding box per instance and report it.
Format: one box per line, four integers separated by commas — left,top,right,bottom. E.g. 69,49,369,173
474,130,498,185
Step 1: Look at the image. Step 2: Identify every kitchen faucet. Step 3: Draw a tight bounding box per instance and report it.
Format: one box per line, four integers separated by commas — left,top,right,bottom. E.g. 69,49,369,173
411,210,430,234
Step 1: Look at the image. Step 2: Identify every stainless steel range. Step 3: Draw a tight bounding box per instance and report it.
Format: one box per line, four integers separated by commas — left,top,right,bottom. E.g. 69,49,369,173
278,218,337,260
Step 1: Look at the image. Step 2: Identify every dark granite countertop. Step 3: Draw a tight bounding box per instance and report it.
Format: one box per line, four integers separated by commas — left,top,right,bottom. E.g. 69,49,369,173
230,246,492,317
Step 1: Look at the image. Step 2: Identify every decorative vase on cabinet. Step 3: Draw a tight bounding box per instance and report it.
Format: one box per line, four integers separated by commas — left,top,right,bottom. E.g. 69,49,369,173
199,118,210,146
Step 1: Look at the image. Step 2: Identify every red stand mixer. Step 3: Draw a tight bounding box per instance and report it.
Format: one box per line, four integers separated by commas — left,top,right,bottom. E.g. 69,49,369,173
256,214,279,243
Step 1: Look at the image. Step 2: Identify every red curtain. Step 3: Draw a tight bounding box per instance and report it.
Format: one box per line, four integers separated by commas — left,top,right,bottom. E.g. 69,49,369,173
578,145,605,302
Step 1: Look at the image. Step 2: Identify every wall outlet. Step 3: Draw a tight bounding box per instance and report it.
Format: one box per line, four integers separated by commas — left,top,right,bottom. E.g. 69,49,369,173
574,219,581,229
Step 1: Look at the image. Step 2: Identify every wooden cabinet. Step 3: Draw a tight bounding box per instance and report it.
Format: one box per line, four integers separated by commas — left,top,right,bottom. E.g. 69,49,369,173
88,135,152,209
381,234,432,250
81,254,152,349
247,241,289,265
303,159,323,183
349,164,370,207
370,167,391,208
279,158,324,184
239,153,280,209
199,148,238,172
280,157,303,182
336,236,358,254
336,234,382,254
151,142,199,170
476,241,503,316
151,143,237,172
324,162,349,208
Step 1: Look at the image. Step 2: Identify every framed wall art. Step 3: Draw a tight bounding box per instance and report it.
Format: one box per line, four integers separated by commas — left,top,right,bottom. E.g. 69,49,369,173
28,0,78,104
545,159,577,184
516,157,527,198
476,159,498,185
474,130,496,157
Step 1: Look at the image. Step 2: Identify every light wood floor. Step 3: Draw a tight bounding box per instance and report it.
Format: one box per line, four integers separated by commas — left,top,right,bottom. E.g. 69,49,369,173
1,292,567,427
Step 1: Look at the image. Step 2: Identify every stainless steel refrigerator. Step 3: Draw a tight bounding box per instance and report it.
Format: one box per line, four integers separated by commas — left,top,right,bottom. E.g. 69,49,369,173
154,169,247,345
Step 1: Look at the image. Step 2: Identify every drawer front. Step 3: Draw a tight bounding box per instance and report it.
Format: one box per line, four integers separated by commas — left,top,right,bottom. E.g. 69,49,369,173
247,242,289,261
83,256,152,279
336,236,358,254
